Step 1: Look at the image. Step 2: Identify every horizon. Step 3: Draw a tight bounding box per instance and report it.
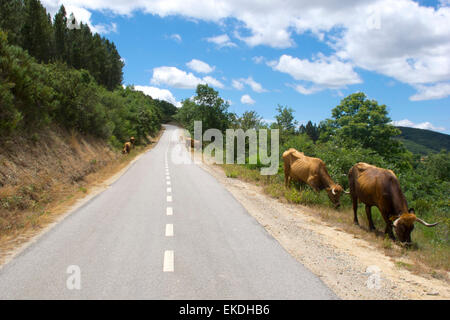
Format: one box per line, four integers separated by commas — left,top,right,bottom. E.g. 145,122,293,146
41,0,450,134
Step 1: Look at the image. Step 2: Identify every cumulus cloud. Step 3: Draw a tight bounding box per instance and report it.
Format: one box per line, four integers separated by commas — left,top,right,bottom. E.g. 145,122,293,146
241,94,255,105
42,0,450,100
391,119,446,132
270,54,362,91
232,79,244,90
409,82,450,101
202,76,224,88
186,59,215,74
206,34,236,48
232,77,266,93
134,85,182,108
151,66,223,89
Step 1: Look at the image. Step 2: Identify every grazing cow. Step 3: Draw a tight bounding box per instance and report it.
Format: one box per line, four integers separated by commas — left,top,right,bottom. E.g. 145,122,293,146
185,137,201,150
130,136,136,146
348,162,438,242
122,142,131,154
283,148,345,208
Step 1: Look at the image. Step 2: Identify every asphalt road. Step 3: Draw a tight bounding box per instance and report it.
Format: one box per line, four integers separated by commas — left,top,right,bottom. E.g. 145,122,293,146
0,125,336,299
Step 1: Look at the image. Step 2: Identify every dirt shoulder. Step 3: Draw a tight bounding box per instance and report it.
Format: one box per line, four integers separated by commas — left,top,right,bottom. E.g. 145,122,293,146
199,161,449,300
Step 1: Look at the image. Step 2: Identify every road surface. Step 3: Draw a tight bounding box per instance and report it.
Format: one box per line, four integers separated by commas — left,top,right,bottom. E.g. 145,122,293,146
0,125,336,299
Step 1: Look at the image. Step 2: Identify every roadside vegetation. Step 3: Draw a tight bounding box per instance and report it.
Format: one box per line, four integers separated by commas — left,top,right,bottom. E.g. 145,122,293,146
176,84,449,273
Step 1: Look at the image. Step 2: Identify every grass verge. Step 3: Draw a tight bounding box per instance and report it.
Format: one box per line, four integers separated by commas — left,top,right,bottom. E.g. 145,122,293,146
222,163,449,278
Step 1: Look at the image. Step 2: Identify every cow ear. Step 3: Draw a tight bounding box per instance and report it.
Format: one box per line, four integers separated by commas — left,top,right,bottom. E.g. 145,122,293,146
408,208,415,214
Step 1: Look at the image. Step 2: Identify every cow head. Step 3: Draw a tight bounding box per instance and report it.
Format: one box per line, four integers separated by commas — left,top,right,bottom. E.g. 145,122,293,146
393,208,438,243
130,136,135,144
326,184,344,208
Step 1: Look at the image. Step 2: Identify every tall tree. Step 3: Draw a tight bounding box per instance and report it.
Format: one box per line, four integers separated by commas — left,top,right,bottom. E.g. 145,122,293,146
53,5,67,61
320,92,404,159
0,0,25,46
21,0,53,63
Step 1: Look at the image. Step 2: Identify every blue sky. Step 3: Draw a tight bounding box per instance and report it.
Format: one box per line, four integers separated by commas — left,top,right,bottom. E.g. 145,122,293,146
42,0,450,133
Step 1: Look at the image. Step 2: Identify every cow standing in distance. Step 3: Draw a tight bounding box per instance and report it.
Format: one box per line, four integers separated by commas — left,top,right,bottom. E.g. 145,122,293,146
283,148,346,208
122,137,136,155
348,162,438,243
122,142,131,154
185,137,201,150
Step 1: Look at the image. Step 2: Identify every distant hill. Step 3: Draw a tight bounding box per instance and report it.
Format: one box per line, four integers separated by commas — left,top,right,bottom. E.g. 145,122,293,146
395,126,450,155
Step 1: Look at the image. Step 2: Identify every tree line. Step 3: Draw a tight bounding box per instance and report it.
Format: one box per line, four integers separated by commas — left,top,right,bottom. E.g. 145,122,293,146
0,0,123,90
0,29,177,145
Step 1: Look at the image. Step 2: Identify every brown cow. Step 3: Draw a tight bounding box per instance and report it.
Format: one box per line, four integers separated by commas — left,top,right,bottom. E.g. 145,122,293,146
130,136,136,146
283,148,345,208
348,162,438,242
122,142,131,154
185,137,201,150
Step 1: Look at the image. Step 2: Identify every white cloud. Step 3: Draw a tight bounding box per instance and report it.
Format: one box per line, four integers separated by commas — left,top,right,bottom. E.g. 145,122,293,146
151,66,223,89
170,33,182,42
252,56,265,64
134,85,181,108
186,59,215,74
42,0,450,100
232,79,244,90
289,84,324,95
241,94,255,105
151,66,202,89
270,54,362,91
202,76,224,88
391,119,446,132
232,77,266,92
206,34,236,48
409,82,450,101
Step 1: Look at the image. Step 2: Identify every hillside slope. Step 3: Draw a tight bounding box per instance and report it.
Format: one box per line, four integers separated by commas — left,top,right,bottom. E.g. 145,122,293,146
395,126,450,154
0,127,119,231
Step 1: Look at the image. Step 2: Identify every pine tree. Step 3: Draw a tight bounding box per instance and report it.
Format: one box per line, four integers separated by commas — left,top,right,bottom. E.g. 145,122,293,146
53,5,67,61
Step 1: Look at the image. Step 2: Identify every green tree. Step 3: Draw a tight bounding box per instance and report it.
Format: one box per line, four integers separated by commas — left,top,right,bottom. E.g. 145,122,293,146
175,84,231,134
273,105,297,144
0,0,25,46
320,92,405,160
53,5,68,61
21,0,54,63
238,110,263,131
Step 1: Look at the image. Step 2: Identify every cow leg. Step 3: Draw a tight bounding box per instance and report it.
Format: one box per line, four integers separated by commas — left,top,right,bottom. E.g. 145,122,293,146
307,176,321,192
365,205,375,231
284,174,290,188
352,196,359,225
383,219,396,240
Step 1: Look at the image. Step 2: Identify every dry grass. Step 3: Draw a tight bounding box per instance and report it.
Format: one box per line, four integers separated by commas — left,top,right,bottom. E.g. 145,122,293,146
222,164,449,279
0,128,164,254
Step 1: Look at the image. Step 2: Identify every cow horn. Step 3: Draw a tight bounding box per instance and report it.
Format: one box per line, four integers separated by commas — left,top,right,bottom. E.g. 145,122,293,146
332,187,336,195
415,217,439,227
344,190,350,194
393,217,401,228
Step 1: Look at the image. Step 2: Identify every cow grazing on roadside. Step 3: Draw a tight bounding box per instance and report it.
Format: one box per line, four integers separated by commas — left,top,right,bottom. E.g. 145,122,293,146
130,136,136,146
122,142,131,154
283,148,345,208
185,137,201,150
348,162,438,242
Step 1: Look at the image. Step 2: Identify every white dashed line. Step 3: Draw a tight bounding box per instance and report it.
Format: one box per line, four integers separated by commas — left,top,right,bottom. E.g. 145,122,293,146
167,181,171,185
166,207,173,216
163,250,174,272
167,187,172,193
165,224,174,237
167,195,172,202
166,176,170,180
